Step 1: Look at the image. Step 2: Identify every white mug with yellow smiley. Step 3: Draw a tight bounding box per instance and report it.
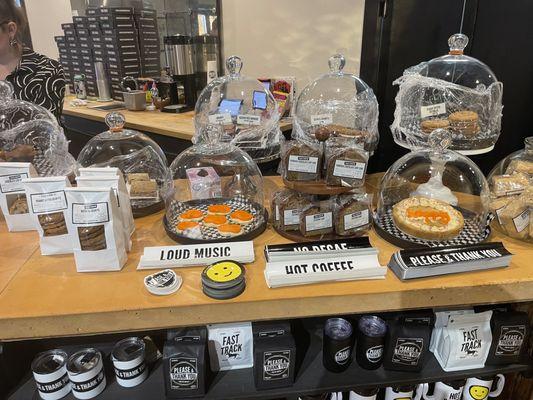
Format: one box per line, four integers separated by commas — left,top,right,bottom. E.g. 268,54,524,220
462,375,505,400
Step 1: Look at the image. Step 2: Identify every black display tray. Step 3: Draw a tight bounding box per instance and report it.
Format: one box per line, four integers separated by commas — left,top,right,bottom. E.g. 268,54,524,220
8,321,531,400
132,200,165,219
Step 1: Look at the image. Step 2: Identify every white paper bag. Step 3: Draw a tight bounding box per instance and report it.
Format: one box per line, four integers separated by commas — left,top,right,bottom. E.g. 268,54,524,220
23,176,72,255
0,162,37,231
207,322,253,371
76,175,133,252
65,187,127,272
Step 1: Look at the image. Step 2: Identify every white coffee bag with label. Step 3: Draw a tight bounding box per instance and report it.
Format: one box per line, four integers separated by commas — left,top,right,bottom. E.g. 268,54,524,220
0,162,37,231
434,310,493,372
76,175,133,252
207,322,253,371
430,308,474,352
65,187,127,272
78,167,135,240
23,176,72,255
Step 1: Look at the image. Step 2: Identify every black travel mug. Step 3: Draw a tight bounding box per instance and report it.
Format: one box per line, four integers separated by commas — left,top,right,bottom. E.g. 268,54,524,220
323,318,354,372
356,315,387,370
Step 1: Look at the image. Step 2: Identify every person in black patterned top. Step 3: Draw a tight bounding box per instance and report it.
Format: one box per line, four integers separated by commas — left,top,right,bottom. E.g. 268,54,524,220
0,0,65,120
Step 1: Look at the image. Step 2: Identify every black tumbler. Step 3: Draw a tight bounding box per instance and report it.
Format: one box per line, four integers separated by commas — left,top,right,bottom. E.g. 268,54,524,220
356,315,387,370
323,318,354,372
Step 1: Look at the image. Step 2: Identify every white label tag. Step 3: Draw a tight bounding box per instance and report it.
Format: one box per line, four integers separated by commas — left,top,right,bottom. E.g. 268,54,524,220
237,114,261,126
513,208,529,233
305,212,332,231
275,205,280,222
333,160,366,179
72,202,109,224
207,60,218,84
420,102,446,118
208,113,232,124
30,191,67,214
283,209,300,226
287,155,319,174
495,206,505,225
344,209,369,230
0,173,28,193
311,114,333,125
138,241,255,269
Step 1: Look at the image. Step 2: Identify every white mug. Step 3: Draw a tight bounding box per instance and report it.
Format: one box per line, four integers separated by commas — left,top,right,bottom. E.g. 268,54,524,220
421,381,464,400
349,388,378,399
384,385,423,400
462,375,505,400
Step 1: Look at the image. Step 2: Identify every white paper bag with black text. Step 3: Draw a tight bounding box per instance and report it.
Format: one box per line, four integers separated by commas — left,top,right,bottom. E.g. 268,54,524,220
23,176,72,255
0,162,37,231
207,322,253,371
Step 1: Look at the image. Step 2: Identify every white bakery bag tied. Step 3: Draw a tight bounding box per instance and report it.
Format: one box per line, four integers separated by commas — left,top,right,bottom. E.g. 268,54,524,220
78,167,135,240
434,310,493,372
23,176,72,255
65,187,127,272
207,322,253,371
0,162,37,231
76,175,133,252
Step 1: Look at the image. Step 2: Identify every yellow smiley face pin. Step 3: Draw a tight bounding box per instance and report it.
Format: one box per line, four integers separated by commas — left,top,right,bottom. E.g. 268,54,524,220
202,260,245,288
469,385,489,400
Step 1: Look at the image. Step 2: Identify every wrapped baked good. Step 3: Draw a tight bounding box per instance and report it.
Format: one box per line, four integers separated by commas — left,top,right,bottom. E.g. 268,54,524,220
299,199,333,237
497,195,530,240
282,140,322,182
325,138,368,188
272,188,310,231
334,192,372,236
491,173,530,197
506,159,533,176
490,195,519,226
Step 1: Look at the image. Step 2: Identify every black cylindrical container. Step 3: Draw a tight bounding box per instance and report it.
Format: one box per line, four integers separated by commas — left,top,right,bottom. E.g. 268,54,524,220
356,316,387,370
323,318,354,372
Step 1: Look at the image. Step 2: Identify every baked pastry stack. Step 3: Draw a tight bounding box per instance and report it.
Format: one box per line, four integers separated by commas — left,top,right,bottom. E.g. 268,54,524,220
419,110,480,136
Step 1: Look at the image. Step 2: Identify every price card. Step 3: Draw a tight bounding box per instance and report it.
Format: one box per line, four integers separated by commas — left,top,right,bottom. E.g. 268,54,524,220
237,114,261,126
420,103,446,118
208,113,232,124
311,114,333,125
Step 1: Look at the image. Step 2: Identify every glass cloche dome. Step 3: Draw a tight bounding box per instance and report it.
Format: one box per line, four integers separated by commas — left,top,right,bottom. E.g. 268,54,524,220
375,129,491,247
487,136,533,242
0,81,77,177
194,55,280,162
165,125,267,243
77,112,172,216
293,54,379,153
391,33,503,155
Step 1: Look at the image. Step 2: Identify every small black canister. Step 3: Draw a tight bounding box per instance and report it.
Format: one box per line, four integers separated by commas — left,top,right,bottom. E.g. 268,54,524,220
323,318,354,372
356,316,387,370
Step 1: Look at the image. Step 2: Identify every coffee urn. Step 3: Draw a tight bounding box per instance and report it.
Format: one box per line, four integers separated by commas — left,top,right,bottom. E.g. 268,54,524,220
193,35,219,93
163,35,197,113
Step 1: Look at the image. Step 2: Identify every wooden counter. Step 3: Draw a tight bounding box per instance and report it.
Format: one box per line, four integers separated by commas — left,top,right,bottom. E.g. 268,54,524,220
62,96,293,141
0,176,532,342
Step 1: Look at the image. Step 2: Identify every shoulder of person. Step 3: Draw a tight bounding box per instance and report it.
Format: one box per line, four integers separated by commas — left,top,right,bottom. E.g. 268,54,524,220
22,48,64,76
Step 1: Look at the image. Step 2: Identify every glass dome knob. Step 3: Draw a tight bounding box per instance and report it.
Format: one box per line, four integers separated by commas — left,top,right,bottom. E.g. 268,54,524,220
328,54,346,73
428,128,452,151
226,55,243,76
105,112,126,132
448,33,469,55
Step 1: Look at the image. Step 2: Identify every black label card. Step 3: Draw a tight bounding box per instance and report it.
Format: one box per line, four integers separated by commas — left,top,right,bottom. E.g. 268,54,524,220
170,357,198,390
263,350,291,381
496,325,526,356
392,338,423,366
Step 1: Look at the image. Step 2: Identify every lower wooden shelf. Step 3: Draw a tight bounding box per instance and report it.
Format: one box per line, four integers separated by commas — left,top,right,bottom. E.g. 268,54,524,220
8,321,532,400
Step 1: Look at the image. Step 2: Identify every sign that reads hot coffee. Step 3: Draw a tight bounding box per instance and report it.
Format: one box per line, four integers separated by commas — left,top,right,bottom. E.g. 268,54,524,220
138,241,255,269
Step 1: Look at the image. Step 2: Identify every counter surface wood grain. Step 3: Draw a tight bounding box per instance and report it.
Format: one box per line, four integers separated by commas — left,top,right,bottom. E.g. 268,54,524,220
0,175,532,341
62,96,293,141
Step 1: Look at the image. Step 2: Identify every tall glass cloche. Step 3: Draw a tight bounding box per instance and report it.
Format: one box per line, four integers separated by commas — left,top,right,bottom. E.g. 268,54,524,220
391,33,503,154
293,54,379,153
487,137,533,242
0,81,77,177
165,125,267,243
194,55,280,162
375,129,491,247
77,112,172,216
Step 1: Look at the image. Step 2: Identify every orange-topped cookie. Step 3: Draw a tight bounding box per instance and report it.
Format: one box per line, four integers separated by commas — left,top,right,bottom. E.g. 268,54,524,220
229,210,254,225
406,206,451,226
179,209,205,221
176,220,200,233
203,214,227,227
208,204,232,215
218,223,243,237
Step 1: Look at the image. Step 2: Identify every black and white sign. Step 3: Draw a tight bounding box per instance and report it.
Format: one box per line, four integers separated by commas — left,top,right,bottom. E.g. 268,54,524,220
333,160,366,179
420,102,446,118
287,155,319,174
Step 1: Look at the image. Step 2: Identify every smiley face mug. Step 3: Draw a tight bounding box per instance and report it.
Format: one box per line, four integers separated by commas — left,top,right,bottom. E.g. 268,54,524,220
421,379,465,400
462,375,505,400
384,385,423,400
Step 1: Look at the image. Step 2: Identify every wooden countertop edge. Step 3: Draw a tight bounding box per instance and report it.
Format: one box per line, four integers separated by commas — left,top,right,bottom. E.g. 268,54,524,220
62,107,194,141
2,281,532,341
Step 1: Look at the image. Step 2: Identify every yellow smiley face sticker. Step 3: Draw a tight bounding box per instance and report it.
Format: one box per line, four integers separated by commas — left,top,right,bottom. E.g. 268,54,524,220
205,261,243,283
469,385,489,400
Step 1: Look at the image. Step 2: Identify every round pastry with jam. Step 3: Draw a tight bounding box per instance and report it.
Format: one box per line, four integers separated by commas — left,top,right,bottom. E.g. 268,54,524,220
392,196,464,241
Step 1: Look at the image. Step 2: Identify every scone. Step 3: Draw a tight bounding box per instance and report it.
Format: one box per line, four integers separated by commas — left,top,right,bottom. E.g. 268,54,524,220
420,119,450,134
491,173,530,196
392,196,464,241
506,159,533,176
448,110,479,136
